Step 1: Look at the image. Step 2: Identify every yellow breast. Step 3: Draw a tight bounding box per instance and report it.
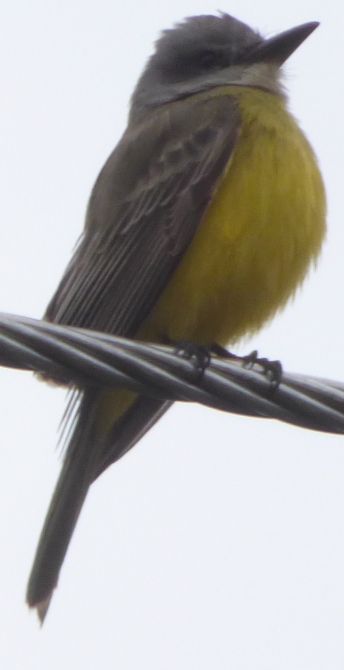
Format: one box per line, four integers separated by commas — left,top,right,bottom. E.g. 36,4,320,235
139,86,326,346
96,86,326,435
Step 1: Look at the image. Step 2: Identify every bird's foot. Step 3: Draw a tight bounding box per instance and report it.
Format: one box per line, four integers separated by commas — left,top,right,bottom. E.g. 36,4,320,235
210,344,283,387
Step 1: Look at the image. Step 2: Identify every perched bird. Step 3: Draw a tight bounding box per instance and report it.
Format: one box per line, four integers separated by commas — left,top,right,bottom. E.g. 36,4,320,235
26,13,326,621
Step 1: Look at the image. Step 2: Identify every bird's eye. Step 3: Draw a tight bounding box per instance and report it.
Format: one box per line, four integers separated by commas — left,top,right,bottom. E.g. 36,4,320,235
198,49,220,69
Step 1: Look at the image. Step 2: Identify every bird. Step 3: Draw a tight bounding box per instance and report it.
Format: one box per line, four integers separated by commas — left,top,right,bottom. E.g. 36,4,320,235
26,13,326,622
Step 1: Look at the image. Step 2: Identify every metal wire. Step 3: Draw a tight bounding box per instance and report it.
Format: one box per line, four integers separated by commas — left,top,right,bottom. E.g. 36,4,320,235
0,312,343,434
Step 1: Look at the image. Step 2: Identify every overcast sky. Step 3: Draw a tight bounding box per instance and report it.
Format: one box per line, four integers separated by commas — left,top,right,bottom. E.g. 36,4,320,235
1,1,344,668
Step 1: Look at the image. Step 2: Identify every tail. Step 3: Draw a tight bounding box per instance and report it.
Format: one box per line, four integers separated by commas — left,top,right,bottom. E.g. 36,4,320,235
26,390,171,622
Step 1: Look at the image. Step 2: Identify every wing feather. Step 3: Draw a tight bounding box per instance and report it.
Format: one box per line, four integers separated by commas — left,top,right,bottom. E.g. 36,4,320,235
45,93,241,337
27,93,242,614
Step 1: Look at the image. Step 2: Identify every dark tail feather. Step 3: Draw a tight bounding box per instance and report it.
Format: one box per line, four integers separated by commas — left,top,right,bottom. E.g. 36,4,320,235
26,390,98,622
26,392,172,623
95,396,172,479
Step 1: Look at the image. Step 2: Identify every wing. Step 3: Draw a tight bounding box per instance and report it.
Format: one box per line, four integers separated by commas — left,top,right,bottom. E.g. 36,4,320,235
45,93,241,336
26,94,242,618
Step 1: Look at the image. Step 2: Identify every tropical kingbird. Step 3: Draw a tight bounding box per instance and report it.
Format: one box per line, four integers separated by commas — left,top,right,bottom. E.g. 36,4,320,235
26,13,326,621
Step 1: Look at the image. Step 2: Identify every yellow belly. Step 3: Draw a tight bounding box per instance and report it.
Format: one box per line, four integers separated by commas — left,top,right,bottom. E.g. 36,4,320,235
96,86,326,434
139,86,326,346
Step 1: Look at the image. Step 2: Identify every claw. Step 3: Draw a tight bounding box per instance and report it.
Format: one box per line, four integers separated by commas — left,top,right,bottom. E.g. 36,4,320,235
210,344,283,387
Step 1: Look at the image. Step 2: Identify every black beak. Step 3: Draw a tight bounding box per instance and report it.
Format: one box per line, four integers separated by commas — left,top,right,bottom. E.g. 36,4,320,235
245,22,319,65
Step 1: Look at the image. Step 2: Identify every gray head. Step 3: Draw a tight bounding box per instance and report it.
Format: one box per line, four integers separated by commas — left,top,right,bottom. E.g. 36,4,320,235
129,13,318,123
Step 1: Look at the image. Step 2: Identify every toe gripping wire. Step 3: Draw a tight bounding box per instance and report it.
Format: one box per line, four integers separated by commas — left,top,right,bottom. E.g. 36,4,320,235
0,312,343,435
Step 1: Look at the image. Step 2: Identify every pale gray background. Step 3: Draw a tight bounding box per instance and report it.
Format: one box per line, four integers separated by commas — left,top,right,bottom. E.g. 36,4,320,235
1,1,343,668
